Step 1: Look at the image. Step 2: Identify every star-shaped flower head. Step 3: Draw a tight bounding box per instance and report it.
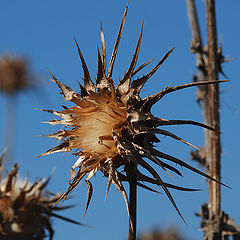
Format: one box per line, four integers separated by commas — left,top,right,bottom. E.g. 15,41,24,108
39,2,228,224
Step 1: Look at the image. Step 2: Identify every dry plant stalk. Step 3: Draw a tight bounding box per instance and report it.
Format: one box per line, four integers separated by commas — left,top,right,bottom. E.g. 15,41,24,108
186,0,211,169
39,2,229,239
206,0,221,222
0,151,82,240
186,0,239,239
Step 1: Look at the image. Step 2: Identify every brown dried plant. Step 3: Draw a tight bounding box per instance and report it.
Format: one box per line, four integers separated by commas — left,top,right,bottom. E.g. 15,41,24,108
0,150,82,240
0,55,32,95
38,1,228,229
0,55,37,167
137,226,184,240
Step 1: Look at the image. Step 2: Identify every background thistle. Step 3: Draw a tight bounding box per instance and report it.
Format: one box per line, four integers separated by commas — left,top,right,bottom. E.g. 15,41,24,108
0,55,36,167
0,151,82,240
0,56,32,95
137,226,184,240
39,2,228,239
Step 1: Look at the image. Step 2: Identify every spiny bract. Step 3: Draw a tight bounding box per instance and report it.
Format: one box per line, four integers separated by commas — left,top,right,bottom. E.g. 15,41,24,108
39,2,227,223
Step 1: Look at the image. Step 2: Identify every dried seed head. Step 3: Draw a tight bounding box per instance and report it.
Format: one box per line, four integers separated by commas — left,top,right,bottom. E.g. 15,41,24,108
0,152,82,240
137,226,183,240
39,3,228,223
0,56,32,94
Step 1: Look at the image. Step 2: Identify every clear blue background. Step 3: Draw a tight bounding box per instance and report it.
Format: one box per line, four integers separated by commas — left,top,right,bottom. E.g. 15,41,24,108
0,1,239,239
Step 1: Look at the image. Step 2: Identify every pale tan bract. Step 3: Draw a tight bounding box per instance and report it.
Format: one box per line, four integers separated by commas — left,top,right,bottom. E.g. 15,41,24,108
39,2,228,224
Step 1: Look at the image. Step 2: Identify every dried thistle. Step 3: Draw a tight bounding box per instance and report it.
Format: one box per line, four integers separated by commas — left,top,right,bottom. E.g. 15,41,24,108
0,55,39,169
0,55,32,95
0,151,82,240
137,226,184,240
39,2,228,226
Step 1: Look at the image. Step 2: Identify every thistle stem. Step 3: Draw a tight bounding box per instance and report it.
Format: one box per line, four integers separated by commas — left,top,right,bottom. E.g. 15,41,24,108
3,94,17,168
206,0,221,238
186,0,211,164
127,163,137,240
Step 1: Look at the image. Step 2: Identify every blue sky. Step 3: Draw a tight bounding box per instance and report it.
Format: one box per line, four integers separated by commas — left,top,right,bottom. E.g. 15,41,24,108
0,1,239,239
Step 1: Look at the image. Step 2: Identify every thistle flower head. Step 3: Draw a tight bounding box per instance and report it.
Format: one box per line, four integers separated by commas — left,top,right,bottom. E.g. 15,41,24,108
0,55,32,95
0,151,82,240
39,3,228,223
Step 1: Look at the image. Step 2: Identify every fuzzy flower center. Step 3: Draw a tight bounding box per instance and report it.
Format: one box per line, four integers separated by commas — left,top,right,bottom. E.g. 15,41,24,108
66,90,127,159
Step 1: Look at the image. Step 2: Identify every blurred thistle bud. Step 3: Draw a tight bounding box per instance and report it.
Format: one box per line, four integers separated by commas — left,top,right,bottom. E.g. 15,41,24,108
137,227,184,240
0,55,33,95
